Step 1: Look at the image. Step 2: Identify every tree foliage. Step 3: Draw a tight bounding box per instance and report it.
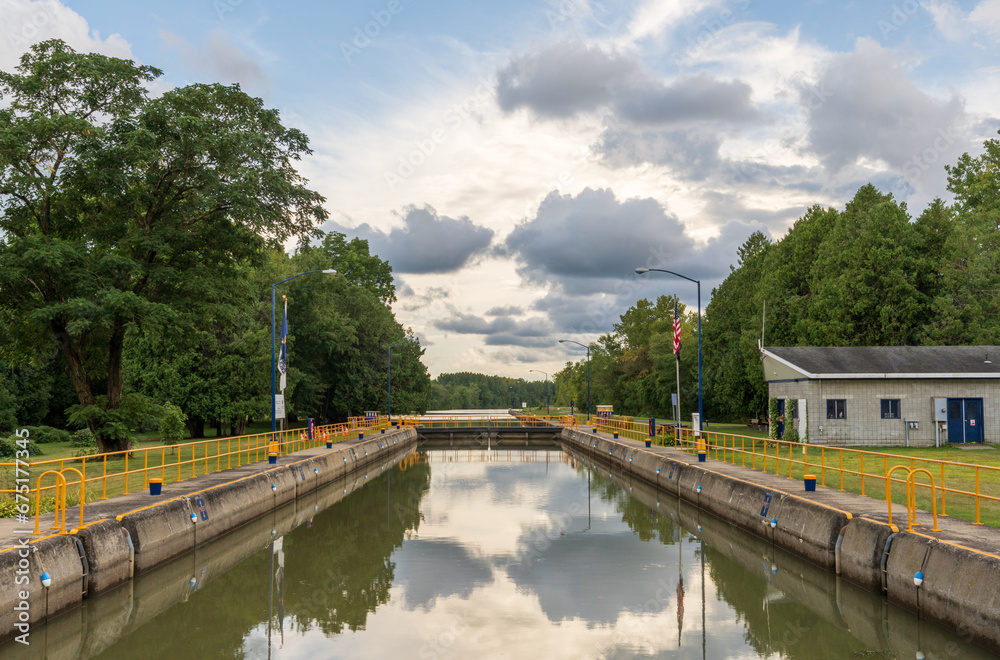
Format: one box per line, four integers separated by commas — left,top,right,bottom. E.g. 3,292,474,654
1,42,430,448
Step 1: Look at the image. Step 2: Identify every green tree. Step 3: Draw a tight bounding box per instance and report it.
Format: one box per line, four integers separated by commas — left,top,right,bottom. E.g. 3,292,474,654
702,230,773,422
803,185,928,346
0,41,326,451
923,134,1000,344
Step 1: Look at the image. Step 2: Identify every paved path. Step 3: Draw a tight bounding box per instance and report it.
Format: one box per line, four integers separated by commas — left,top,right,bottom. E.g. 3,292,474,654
0,432,400,552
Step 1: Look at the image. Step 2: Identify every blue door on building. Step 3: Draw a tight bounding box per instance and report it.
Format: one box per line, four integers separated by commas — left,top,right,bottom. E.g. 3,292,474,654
947,398,984,443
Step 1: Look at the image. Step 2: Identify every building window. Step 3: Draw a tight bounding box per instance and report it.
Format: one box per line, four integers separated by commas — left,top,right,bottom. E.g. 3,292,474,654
827,399,846,419
881,399,900,420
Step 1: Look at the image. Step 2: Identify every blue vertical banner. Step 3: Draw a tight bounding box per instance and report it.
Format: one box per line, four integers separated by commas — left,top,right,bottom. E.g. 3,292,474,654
649,417,655,437
279,296,288,392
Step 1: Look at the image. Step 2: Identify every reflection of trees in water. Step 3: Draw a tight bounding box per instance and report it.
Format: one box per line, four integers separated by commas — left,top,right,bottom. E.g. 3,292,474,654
92,461,431,660
585,464,876,659
586,466,678,544
702,545,866,659
286,461,430,634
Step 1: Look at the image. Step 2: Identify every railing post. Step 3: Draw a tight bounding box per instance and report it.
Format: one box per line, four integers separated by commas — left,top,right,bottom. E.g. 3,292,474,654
976,466,982,525
940,462,947,516
860,454,865,496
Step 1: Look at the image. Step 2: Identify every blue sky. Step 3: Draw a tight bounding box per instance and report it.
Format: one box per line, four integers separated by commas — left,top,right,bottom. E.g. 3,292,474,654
3,0,999,378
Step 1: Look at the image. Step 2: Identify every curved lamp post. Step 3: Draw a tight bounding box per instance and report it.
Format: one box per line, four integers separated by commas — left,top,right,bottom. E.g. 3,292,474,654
635,267,702,434
558,339,590,424
271,269,337,433
388,338,415,421
529,369,549,416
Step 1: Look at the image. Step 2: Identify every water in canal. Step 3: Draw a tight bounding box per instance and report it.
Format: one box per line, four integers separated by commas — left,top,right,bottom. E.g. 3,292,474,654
5,447,995,659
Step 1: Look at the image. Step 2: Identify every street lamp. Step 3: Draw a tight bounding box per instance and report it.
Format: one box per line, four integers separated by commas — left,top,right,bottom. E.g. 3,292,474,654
529,369,549,416
635,267,702,434
388,338,415,421
558,339,590,424
271,269,337,434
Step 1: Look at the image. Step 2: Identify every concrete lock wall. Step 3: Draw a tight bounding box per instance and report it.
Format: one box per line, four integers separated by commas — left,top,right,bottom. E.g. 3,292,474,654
0,535,85,637
0,428,417,642
558,427,1000,654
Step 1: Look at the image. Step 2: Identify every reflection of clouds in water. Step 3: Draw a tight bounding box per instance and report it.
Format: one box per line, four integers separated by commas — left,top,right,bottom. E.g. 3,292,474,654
421,458,588,557
505,531,673,624
270,565,743,660
238,453,768,659
392,539,493,610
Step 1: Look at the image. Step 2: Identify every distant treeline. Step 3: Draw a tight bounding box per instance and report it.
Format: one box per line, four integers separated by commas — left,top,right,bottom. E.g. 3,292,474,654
554,134,1000,423
428,372,551,410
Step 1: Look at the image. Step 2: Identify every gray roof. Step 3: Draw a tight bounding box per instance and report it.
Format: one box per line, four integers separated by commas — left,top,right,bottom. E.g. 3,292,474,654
763,346,1000,377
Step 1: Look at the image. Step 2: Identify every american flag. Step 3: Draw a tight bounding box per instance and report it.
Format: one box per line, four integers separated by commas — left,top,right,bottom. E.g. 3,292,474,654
673,297,681,356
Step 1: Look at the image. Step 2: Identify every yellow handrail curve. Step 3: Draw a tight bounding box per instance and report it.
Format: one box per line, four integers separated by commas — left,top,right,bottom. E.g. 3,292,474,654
34,470,67,535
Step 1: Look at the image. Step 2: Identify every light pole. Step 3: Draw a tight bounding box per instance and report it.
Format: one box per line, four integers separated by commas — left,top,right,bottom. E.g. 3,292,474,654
388,339,414,421
558,339,590,424
529,369,549,416
635,267,702,434
271,269,337,434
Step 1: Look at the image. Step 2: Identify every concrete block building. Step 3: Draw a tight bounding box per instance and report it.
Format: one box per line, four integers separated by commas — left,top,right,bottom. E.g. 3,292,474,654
761,346,1000,446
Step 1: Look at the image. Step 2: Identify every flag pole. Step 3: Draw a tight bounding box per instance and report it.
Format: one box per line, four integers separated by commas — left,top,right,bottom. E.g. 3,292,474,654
675,294,682,443
280,295,288,433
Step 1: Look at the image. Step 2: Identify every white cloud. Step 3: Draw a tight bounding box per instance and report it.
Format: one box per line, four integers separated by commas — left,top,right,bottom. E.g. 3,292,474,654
926,0,1000,39
970,0,1000,34
626,0,724,42
0,0,132,72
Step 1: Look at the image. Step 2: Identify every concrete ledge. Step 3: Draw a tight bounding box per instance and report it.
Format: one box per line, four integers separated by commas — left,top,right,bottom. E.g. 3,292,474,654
120,497,196,575
564,429,849,572
839,516,895,591
885,532,1000,653
0,428,418,644
0,534,84,637
75,519,131,595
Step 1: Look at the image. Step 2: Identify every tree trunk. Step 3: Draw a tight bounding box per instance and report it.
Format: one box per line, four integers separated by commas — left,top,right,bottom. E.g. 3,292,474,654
233,418,247,436
215,418,224,437
106,323,125,409
187,417,205,438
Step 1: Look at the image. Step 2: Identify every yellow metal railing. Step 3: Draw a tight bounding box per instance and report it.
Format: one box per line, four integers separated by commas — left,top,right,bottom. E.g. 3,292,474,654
673,427,999,526
512,411,996,527
3,416,395,532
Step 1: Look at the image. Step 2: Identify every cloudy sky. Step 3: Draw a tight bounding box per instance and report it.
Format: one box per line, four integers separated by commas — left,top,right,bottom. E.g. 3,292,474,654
4,0,999,378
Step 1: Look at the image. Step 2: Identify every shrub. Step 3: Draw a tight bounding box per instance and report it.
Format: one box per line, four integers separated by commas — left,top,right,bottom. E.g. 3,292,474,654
0,435,42,458
23,425,71,444
71,428,96,448
785,399,800,444
158,402,187,445
0,498,20,518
